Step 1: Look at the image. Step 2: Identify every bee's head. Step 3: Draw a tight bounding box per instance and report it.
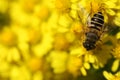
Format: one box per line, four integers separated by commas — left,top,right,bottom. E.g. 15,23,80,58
83,41,95,51
83,32,99,50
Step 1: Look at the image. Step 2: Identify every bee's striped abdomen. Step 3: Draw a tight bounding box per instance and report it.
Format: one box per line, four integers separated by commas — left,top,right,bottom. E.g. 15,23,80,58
89,12,104,31
83,11,105,50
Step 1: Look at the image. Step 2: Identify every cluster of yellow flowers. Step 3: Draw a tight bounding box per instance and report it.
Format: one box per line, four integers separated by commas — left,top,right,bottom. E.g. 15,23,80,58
0,0,120,80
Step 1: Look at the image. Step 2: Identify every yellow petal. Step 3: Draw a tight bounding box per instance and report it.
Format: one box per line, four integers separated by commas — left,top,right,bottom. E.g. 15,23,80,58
89,55,95,63
33,71,43,80
106,9,116,16
116,32,120,39
111,59,120,72
114,17,120,26
84,62,91,70
103,71,113,80
80,67,87,76
93,64,99,69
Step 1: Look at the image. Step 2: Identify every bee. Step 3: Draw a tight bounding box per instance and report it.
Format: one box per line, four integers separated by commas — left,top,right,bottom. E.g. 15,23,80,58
70,2,107,51
83,11,105,50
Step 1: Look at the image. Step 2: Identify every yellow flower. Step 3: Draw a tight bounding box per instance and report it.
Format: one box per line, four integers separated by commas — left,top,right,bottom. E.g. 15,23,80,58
1,0,120,79
27,57,43,72
81,44,112,69
111,44,120,72
0,0,9,13
6,47,21,63
111,59,120,72
70,42,111,69
10,2,31,26
112,44,120,59
19,0,40,12
32,71,43,80
53,33,70,51
71,0,120,25
17,42,30,61
0,61,10,77
0,27,17,46
114,12,120,26
67,55,83,77
103,0,120,26
103,71,120,80
54,0,71,14
70,22,84,40
27,28,42,45
34,5,50,20
32,32,53,57
10,65,31,80
69,46,91,76
47,50,68,74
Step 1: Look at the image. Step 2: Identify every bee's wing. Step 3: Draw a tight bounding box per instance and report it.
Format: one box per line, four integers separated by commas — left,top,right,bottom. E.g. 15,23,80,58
77,3,91,31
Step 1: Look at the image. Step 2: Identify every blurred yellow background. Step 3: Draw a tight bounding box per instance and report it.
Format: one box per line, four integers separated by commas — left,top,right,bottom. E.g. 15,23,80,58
0,0,120,80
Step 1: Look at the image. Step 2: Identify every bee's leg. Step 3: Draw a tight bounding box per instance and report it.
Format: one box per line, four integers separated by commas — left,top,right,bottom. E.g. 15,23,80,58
102,25,108,33
76,8,83,22
96,40,103,50
98,25,108,44
100,25,108,39
99,39,103,43
100,25,108,35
